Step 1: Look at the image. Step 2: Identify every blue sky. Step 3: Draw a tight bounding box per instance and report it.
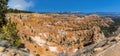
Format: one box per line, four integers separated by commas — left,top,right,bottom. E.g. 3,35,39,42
8,0,120,12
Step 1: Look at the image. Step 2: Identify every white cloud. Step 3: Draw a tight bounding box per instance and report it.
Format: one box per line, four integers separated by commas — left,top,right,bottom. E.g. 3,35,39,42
8,0,34,10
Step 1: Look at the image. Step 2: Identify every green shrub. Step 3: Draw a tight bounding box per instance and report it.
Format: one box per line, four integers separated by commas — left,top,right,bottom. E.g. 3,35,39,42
0,21,21,48
36,54,40,56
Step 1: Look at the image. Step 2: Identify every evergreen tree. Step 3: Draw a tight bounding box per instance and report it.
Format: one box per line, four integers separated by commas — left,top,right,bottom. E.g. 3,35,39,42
0,0,8,27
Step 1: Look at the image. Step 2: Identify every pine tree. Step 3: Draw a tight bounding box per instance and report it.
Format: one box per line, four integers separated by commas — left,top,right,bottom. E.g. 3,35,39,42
0,0,8,27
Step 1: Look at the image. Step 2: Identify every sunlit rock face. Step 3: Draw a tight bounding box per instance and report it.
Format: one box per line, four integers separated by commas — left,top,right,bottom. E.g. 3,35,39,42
6,13,113,56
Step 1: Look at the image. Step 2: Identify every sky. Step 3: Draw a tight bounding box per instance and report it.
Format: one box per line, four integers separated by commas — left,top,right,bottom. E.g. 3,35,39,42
8,0,120,12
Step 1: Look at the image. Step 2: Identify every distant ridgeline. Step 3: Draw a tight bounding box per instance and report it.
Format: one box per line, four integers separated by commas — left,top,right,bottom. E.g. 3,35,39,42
7,8,33,13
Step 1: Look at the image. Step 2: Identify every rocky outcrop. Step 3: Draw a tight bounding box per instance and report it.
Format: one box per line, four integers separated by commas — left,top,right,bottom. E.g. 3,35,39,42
0,47,31,56
96,34,120,56
0,40,31,56
6,13,113,56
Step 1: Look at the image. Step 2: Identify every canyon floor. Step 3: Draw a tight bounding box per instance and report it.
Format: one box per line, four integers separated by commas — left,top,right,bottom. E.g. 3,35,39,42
0,13,119,56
